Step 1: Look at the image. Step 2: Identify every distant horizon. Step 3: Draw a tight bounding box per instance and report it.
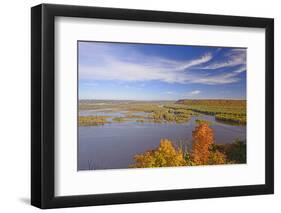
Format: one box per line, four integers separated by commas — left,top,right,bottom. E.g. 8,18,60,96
79,41,246,100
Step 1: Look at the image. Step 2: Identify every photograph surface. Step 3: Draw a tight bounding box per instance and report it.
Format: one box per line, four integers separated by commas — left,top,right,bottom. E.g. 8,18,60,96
78,41,247,171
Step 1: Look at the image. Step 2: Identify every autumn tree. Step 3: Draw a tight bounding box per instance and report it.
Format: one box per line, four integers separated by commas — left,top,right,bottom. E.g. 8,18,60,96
131,139,186,168
191,123,214,165
208,150,227,165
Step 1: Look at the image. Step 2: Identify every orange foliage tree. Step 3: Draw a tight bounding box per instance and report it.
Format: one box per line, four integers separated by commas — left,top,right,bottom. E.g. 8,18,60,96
191,123,214,165
131,123,228,168
131,139,186,168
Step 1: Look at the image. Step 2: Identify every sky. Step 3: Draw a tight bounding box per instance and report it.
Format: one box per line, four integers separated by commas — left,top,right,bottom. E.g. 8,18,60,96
78,41,246,100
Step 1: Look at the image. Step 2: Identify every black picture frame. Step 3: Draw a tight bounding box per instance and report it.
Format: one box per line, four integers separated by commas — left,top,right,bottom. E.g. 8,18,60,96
31,3,274,209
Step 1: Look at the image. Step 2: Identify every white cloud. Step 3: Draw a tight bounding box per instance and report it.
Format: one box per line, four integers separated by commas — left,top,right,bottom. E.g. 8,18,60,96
189,73,240,85
79,45,246,85
174,53,212,70
79,53,213,84
199,48,246,70
182,90,201,98
234,65,246,73
189,90,201,95
81,82,99,87
166,91,174,95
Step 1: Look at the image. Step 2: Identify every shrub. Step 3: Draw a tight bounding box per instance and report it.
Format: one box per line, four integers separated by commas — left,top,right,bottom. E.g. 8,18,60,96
79,116,109,126
225,140,246,163
208,150,227,165
112,117,127,122
212,140,246,164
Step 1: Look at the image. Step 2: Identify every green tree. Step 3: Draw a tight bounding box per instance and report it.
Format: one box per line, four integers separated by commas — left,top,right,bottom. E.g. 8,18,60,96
225,140,246,163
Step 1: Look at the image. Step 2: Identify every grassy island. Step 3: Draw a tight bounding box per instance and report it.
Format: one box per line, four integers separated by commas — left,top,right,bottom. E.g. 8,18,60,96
79,116,110,126
176,99,246,125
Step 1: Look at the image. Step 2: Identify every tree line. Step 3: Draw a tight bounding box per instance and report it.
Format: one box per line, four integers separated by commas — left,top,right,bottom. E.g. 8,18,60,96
131,123,246,168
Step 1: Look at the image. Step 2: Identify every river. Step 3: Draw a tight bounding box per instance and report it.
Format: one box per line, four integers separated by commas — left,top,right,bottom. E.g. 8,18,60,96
78,113,246,170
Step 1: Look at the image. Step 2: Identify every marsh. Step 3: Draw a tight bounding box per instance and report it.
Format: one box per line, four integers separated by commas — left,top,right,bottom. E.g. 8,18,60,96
78,100,246,170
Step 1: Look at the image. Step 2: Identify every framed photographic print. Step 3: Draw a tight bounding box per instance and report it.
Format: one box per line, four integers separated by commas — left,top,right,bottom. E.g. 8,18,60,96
31,3,274,209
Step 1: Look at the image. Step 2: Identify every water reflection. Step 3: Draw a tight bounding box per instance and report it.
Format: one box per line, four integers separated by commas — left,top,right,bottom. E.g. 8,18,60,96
78,112,246,170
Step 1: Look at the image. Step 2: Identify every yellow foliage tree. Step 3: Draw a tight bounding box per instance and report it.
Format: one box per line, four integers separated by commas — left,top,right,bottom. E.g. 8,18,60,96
191,123,214,165
208,150,227,165
131,139,186,168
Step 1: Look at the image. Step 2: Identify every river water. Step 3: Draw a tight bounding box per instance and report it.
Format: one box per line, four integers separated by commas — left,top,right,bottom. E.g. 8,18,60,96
78,113,246,170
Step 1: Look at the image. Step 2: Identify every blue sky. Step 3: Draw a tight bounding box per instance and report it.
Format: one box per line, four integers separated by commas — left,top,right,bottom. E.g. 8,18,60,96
78,41,246,100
